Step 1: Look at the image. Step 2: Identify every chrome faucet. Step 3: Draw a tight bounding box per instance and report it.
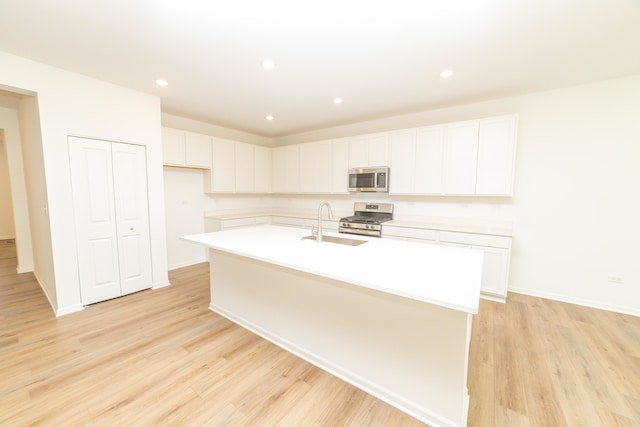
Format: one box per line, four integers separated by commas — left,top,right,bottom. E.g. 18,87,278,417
316,201,334,243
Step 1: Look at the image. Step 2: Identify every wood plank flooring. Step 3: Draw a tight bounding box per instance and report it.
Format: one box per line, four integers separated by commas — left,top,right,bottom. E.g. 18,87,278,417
1,238,639,426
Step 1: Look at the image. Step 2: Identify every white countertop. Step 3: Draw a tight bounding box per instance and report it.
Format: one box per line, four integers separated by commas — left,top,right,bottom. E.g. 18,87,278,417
182,225,484,313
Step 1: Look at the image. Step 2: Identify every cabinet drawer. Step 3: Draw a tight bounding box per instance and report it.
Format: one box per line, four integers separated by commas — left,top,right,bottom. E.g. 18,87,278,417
439,231,511,249
383,226,438,241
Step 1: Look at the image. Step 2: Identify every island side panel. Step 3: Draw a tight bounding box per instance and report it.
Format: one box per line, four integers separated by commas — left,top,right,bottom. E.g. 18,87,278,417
208,249,472,427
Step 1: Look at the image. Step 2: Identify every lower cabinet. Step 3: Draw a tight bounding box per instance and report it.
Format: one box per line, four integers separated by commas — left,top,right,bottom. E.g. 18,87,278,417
205,216,270,232
383,225,511,301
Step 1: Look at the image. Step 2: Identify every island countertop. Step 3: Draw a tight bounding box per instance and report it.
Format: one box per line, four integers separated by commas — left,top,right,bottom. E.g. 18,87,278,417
182,225,484,313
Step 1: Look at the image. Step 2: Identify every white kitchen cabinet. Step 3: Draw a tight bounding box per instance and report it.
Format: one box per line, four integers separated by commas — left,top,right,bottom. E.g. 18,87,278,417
383,225,438,241
205,216,270,232
443,120,479,195
161,127,212,169
390,126,444,195
476,115,517,196
300,140,332,193
162,127,185,166
204,138,236,193
254,145,272,193
332,138,350,193
270,216,315,229
235,142,254,193
415,126,444,194
349,133,390,168
69,137,152,305
185,132,213,168
368,133,390,166
272,145,300,193
389,129,416,194
383,225,511,301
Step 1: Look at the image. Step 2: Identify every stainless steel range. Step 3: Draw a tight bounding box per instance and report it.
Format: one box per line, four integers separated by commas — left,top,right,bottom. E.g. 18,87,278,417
339,202,393,238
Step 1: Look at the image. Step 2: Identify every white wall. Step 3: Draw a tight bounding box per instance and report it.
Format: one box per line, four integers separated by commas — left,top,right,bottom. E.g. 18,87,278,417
0,51,169,315
163,166,273,269
0,104,34,273
0,135,15,239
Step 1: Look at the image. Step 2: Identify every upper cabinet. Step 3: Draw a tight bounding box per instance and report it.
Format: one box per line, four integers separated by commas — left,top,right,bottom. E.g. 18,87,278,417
169,114,517,197
204,138,235,193
162,128,212,169
272,145,300,194
300,140,333,193
235,142,255,193
390,115,517,196
443,120,479,195
332,138,350,194
254,145,272,194
349,132,389,168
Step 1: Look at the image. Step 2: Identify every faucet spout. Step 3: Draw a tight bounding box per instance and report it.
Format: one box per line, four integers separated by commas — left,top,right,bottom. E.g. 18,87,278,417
316,201,334,243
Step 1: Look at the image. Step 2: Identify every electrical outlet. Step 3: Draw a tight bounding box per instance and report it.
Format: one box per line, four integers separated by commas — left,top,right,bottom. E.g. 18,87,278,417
608,276,624,284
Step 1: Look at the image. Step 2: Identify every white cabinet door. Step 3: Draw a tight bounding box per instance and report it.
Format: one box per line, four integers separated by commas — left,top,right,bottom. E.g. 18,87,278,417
444,120,479,195
300,141,332,193
415,126,444,194
348,136,369,168
389,129,416,194
254,145,272,193
205,138,236,193
161,127,185,166
235,142,254,193
476,246,510,297
349,133,390,168
185,132,212,169
111,143,153,295
332,138,349,193
69,137,152,305
368,133,390,166
272,145,300,193
476,116,517,196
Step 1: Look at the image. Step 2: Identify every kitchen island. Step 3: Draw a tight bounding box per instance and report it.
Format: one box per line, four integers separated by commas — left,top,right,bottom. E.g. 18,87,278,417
182,225,483,427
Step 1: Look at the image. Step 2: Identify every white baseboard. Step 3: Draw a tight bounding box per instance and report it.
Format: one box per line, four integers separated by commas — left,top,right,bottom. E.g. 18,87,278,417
167,257,207,271
152,280,171,289
509,287,640,317
16,264,34,274
56,304,85,317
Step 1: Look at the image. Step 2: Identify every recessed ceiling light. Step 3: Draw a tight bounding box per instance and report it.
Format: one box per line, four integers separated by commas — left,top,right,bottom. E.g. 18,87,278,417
440,69,453,79
265,115,274,121
333,97,343,104
155,79,168,87
262,60,275,70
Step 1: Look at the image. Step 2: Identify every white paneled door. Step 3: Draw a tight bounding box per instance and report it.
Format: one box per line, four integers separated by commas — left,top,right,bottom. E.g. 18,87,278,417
69,137,152,305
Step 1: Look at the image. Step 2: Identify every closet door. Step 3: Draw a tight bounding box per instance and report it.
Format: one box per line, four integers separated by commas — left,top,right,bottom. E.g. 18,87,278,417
69,137,121,304
111,143,152,295
69,137,152,305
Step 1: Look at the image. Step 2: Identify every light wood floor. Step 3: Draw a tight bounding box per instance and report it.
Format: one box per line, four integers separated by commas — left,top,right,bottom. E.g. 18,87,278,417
1,239,639,426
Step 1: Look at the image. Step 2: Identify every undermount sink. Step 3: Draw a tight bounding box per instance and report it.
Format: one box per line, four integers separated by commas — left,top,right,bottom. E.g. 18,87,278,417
301,234,368,246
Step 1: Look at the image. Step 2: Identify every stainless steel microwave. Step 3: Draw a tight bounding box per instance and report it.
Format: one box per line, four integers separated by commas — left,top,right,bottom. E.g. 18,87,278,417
348,167,389,192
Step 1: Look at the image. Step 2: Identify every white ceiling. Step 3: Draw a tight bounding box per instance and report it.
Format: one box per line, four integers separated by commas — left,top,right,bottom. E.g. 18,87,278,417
1,0,639,137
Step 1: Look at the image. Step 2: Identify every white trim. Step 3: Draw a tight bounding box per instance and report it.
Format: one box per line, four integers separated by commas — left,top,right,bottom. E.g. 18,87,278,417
16,264,33,274
152,280,171,289
167,257,207,271
509,287,640,317
56,304,85,317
